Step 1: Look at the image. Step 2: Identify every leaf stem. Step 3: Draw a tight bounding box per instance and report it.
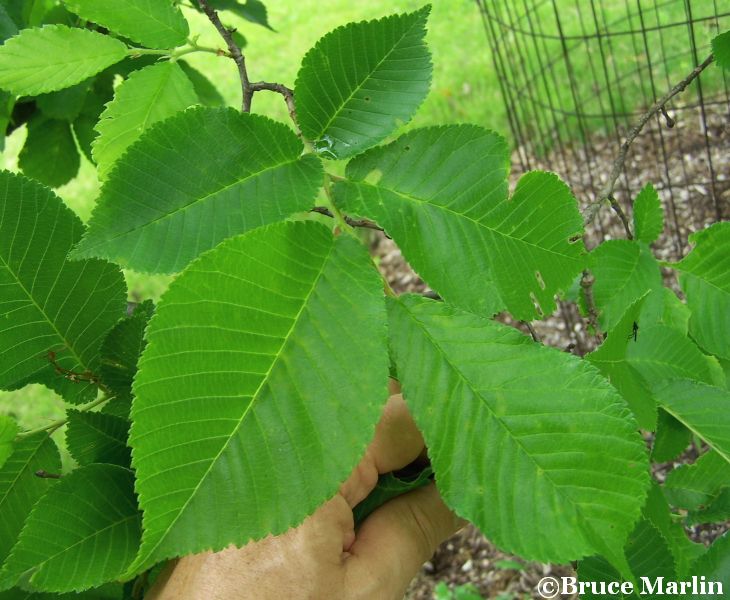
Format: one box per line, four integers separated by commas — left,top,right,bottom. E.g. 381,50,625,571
16,394,113,440
322,174,359,240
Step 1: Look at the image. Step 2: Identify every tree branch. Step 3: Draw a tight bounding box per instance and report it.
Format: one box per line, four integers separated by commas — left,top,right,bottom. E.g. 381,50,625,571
583,53,715,230
580,269,603,343
197,0,251,112
250,81,302,137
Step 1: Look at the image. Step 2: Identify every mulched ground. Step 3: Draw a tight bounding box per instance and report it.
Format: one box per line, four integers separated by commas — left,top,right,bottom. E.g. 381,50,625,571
368,103,728,599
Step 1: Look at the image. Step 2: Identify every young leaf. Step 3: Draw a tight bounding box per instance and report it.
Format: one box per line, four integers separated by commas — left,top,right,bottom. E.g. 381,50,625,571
128,221,388,572
19,117,80,188
0,25,127,95
674,222,730,360
0,464,140,593
73,108,323,273
92,61,198,180
588,240,663,332
654,380,730,463
0,171,126,404
336,127,585,319
712,30,730,71
387,295,649,564
0,434,61,568
632,183,663,244
0,416,17,469
295,7,432,159
99,301,154,405
64,0,189,49
65,411,131,467
663,450,730,509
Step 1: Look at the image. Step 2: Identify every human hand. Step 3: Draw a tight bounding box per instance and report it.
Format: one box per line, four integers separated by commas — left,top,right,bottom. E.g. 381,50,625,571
148,390,463,600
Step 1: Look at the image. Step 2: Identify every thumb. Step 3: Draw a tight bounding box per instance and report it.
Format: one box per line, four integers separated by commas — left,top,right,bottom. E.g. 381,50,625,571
345,483,464,599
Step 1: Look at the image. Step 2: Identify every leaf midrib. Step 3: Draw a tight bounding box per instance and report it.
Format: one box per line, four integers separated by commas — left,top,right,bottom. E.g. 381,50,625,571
17,513,139,587
135,237,337,566
82,155,304,251
400,300,620,548
314,13,424,138
0,253,89,375
353,180,583,263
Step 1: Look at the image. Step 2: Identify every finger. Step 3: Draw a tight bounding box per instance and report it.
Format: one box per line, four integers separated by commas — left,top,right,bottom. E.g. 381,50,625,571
345,483,465,598
339,393,424,508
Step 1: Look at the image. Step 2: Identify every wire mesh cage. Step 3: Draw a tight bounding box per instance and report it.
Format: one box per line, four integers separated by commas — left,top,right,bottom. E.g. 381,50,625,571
476,0,729,260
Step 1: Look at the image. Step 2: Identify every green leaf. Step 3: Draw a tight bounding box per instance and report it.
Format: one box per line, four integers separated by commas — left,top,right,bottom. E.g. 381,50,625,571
65,411,130,467
652,410,691,462
627,325,714,386
0,464,140,592
295,7,432,159
0,171,126,404
335,126,585,319
0,434,61,568
674,222,730,360
64,0,188,49
589,240,663,332
178,60,225,107
660,289,690,334
36,80,90,121
205,0,272,30
586,295,656,429
73,108,323,273
663,450,730,510
128,221,388,571
387,295,649,564
0,25,127,95
0,416,16,469
685,533,730,599
688,487,730,524
0,584,123,600
100,301,153,405
19,117,80,188
578,518,675,600
92,61,198,180
653,379,730,463
0,5,17,43
712,30,730,71
632,184,663,244
642,483,705,579
73,88,109,162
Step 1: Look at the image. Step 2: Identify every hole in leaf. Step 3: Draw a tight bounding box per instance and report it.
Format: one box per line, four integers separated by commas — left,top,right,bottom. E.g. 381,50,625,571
568,234,582,243
529,292,545,318
365,96,371,102
535,271,546,291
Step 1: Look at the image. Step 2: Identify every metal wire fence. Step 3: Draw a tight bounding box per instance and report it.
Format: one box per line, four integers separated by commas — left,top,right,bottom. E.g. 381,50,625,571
476,0,729,260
